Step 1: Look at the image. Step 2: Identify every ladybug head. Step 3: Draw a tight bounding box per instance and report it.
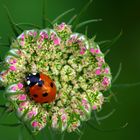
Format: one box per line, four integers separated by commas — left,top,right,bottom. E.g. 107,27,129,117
25,73,44,87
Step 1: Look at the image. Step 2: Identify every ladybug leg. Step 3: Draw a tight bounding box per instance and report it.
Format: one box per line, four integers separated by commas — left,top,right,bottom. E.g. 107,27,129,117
25,86,30,93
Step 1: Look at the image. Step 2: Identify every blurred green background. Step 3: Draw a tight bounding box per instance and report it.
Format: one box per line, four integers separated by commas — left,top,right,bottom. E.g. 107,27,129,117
0,0,140,140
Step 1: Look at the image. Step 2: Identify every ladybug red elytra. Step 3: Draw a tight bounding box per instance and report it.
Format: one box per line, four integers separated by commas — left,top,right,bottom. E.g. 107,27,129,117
26,73,56,103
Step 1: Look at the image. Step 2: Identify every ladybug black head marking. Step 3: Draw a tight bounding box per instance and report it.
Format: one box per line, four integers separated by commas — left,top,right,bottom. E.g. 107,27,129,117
26,73,40,87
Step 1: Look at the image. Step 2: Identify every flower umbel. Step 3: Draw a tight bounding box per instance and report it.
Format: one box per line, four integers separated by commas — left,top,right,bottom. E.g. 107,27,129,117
0,22,112,133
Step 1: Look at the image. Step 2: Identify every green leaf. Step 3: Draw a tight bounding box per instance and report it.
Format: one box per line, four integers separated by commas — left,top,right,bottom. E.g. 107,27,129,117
3,5,19,37
104,49,110,56
60,132,65,140
75,19,102,30
97,40,111,46
67,15,77,25
15,25,24,32
0,56,3,62
101,30,123,49
92,111,101,125
0,108,7,119
88,121,128,132
108,89,118,103
0,122,21,127
22,121,37,140
44,18,53,28
97,109,116,121
90,35,96,42
20,108,30,120
112,63,122,84
15,23,41,29
18,126,24,140
85,26,88,36
52,8,75,24
73,0,93,30
78,123,87,140
0,104,7,109
87,122,107,132
0,86,6,91
75,129,83,137
42,127,50,140
0,43,9,47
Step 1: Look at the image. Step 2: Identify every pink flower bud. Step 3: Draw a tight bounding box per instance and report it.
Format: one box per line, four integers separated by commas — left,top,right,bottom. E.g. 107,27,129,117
92,105,97,110
95,49,101,54
90,48,95,54
21,34,25,41
10,65,16,71
18,94,27,101
11,86,17,91
20,41,25,47
54,38,61,45
80,47,86,55
33,32,37,37
51,33,55,40
13,59,17,64
82,99,87,104
38,45,42,49
95,69,101,75
58,23,65,30
102,77,110,86
28,109,37,118
18,107,23,112
61,114,67,122
80,51,85,55
32,121,38,128
104,68,109,74
17,83,23,89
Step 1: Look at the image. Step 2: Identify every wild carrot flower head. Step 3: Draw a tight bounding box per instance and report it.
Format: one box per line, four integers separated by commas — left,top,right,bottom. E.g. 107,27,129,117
0,22,112,133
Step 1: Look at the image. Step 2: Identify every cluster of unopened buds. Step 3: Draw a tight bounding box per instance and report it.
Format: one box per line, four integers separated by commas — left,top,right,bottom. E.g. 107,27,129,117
0,22,112,133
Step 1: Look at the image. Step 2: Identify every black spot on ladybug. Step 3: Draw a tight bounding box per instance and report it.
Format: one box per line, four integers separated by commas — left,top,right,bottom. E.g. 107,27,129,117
33,94,38,98
50,82,53,88
43,101,48,103
42,92,48,97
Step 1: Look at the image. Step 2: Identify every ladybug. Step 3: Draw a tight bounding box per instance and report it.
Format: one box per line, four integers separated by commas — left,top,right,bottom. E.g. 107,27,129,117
25,73,56,103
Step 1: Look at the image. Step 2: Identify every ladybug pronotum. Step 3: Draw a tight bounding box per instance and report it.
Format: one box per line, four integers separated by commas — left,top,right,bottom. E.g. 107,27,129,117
25,73,56,103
